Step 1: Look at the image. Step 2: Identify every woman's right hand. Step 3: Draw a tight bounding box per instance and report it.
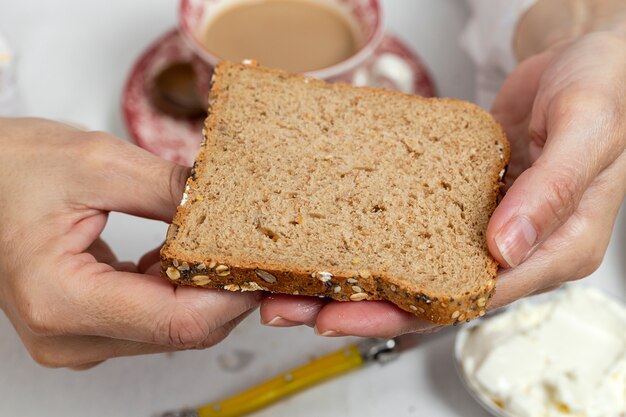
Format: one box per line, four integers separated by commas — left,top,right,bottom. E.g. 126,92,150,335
0,118,260,369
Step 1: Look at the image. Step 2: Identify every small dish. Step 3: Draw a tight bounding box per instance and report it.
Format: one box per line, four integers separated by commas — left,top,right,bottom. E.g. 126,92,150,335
454,286,626,417
454,320,510,417
454,289,561,417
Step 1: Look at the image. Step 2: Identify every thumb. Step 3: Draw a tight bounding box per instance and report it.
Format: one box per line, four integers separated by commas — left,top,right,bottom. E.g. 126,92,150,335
487,160,581,267
82,132,190,222
487,97,617,267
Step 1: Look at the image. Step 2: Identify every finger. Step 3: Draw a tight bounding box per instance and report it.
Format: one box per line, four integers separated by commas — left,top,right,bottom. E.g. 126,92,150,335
490,154,626,308
85,274,260,347
260,295,326,327
3,120,188,223
15,307,256,369
25,260,261,348
138,245,163,274
86,239,137,273
7,312,173,368
69,362,104,371
145,263,264,340
198,308,258,347
77,131,190,222
262,317,303,327
112,261,138,273
529,283,563,296
260,295,440,336
57,120,88,131
491,50,554,130
57,215,136,273
313,301,439,338
491,51,556,184
23,334,174,369
56,212,109,256
487,92,624,267
86,237,117,265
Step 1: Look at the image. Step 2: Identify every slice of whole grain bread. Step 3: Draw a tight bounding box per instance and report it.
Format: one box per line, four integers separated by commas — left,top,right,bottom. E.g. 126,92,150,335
160,62,510,325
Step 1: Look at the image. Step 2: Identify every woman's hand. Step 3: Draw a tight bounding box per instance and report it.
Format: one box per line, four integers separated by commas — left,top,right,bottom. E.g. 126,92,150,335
259,30,626,337
0,118,260,369
485,31,625,304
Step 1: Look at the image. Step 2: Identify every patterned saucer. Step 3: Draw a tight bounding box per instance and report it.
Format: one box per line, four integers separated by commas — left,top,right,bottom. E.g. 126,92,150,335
122,29,435,165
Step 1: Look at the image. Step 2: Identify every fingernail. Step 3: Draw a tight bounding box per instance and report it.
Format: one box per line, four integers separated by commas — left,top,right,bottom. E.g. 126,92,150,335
494,216,537,267
262,316,300,327
314,326,341,337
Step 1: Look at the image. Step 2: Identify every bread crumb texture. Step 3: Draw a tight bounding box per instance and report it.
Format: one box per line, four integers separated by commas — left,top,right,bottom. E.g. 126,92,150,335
161,62,510,325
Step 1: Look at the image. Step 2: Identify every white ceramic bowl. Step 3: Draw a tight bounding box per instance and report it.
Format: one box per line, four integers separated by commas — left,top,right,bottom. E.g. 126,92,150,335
453,289,566,417
454,318,511,417
454,284,626,417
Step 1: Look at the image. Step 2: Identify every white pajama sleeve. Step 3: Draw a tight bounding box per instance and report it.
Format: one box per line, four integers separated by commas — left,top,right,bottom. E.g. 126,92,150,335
0,32,21,116
460,0,539,109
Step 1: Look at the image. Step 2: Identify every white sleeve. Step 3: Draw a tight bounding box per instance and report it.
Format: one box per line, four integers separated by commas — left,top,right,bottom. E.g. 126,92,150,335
460,0,538,109
0,32,21,116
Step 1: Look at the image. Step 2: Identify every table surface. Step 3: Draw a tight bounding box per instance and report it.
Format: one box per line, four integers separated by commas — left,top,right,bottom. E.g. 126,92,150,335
1,1,624,416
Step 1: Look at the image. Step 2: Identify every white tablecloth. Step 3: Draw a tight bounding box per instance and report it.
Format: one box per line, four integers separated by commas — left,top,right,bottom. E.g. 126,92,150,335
0,1,624,416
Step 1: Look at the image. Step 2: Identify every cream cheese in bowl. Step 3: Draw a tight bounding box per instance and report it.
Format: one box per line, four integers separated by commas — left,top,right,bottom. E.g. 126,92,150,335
455,286,626,417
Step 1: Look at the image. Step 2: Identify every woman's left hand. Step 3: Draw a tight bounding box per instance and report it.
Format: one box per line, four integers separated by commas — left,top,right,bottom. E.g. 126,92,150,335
259,30,626,337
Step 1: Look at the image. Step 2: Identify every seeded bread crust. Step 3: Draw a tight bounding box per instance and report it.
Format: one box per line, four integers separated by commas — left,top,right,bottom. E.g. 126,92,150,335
160,62,510,326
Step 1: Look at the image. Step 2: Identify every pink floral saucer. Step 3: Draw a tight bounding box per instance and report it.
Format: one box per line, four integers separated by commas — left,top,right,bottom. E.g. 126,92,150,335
122,29,435,166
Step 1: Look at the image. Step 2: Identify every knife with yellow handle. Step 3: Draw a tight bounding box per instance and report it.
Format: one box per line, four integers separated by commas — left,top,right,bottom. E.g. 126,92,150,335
159,336,421,417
